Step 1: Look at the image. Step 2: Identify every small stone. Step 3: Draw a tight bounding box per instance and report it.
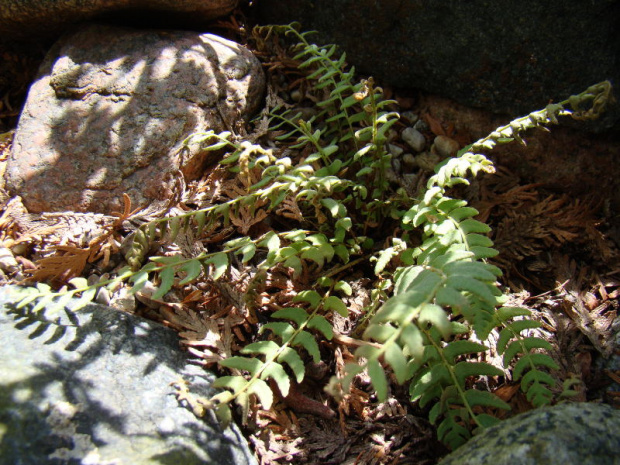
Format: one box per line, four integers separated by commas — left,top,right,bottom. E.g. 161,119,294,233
402,111,418,124
290,89,303,102
388,143,404,157
432,135,460,157
10,243,29,256
402,153,416,171
109,286,136,312
0,247,19,274
95,287,111,306
413,119,429,131
391,157,402,174
401,127,426,152
415,152,441,172
135,281,163,309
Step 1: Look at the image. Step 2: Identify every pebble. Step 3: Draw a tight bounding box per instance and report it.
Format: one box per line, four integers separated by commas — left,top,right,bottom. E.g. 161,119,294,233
413,119,429,131
290,89,303,102
109,286,137,312
432,135,460,157
401,111,419,124
401,127,426,152
0,247,19,274
388,143,404,157
401,153,417,171
415,152,441,172
391,157,402,173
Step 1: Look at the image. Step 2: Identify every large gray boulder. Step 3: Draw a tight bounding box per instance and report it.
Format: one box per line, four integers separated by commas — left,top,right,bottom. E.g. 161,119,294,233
257,0,620,129
440,402,620,465
4,24,265,214
0,286,257,465
0,0,238,39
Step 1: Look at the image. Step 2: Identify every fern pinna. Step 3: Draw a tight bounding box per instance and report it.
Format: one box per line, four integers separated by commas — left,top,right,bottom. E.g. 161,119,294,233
9,19,613,451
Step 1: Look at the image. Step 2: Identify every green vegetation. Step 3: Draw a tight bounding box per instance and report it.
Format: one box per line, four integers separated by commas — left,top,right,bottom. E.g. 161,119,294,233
10,23,613,450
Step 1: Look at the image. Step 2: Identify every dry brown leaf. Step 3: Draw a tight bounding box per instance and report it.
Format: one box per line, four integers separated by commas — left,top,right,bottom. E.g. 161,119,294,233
230,205,268,235
29,245,89,282
422,112,446,136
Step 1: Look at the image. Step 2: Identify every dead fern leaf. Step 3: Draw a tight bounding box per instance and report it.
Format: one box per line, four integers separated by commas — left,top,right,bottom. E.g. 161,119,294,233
29,245,90,283
230,205,268,235
276,196,304,222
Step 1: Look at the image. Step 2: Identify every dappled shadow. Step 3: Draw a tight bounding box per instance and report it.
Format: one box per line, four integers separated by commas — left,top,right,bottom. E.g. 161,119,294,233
6,22,264,214
0,296,256,464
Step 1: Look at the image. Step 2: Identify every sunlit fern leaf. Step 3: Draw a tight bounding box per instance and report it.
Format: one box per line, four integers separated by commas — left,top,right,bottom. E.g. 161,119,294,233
442,340,489,363
307,315,334,340
260,322,296,342
278,347,306,383
368,358,389,400
502,337,553,367
291,331,321,363
247,379,273,410
271,307,309,325
385,342,411,384
219,356,264,373
324,295,348,317
151,265,175,300
178,258,202,285
260,363,291,397
293,290,322,309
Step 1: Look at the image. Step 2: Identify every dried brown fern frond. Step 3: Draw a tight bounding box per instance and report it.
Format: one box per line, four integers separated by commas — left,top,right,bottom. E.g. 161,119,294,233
490,192,609,283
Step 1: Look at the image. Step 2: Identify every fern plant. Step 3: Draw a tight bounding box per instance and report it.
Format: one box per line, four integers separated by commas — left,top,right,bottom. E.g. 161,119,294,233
7,21,613,452
329,79,613,448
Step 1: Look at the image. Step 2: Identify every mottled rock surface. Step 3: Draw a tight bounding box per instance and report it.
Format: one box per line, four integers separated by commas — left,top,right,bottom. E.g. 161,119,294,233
440,402,620,465
257,0,620,129
4,24,265,214
0,286,257,465
0,0,238,38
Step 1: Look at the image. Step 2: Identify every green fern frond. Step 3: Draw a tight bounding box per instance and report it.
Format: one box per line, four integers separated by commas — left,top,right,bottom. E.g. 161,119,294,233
205,289,346,425
495,307,559,406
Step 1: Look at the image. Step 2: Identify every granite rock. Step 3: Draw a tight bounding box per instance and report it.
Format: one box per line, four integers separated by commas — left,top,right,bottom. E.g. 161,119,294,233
0,0,238,39
4,24,265,214
0,286,257,465
256,0,620,130
440,402,620,465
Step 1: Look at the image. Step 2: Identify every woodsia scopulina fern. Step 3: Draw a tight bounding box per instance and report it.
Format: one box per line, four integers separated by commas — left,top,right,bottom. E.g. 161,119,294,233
9,20,613,451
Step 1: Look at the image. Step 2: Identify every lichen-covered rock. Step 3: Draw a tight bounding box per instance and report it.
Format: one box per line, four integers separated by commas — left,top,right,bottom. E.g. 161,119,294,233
440,403,620,465
0,0,238,38
4,24,265,214
257,0,620,130
0,286,257,465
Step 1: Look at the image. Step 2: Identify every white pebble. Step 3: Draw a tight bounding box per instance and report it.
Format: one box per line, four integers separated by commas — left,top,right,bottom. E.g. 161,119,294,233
432,135,460,157
388,144,404,157
0,247,19,274
401,127,426,152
